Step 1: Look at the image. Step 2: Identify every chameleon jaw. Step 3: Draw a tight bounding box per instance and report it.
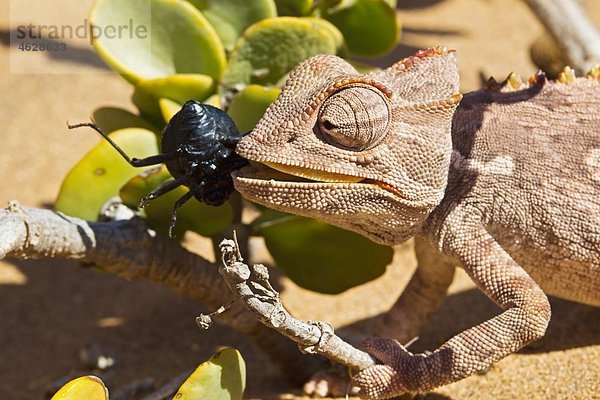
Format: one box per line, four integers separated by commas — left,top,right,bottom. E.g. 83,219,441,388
232,164,397,200
262,161,364,183
233,161,410,201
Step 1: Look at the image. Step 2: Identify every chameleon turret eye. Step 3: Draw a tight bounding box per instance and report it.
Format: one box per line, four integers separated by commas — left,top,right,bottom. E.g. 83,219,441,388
318,86,390,151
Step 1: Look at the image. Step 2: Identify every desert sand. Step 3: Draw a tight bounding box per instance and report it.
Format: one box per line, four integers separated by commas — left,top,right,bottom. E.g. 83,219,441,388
0,0,598,399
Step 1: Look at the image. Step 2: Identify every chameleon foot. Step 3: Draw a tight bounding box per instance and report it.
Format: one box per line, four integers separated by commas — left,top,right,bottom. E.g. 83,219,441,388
352,338,411,399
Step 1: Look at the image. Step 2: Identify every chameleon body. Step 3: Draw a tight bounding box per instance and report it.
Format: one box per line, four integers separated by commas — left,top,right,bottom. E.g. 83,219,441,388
232,47,600,398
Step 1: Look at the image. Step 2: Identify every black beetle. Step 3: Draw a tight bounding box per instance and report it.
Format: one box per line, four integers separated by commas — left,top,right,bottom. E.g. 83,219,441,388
69,100,248,237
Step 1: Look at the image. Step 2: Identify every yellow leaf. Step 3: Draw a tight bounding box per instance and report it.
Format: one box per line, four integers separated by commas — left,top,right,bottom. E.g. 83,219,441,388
51,376,109,400
55,128,158,221
174,348,246,400
159,98,182,122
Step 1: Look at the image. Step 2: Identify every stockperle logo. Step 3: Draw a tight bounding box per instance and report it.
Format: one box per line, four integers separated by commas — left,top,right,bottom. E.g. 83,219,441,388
9,0,152,75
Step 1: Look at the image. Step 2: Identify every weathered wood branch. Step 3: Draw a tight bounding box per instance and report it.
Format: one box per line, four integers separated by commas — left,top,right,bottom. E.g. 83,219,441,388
523,0,600,72
0,201,322,381
213,236,377,372
0,200,242,317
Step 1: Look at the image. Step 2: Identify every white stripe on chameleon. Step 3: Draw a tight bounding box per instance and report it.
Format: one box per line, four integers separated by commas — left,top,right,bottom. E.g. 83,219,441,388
451,150,514,176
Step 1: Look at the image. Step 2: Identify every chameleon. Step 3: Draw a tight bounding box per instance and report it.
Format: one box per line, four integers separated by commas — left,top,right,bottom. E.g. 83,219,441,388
231,47,600,398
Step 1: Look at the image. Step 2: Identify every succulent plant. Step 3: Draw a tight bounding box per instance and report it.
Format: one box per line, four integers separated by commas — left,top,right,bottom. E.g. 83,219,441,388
50,348,246,400
56,0,400,294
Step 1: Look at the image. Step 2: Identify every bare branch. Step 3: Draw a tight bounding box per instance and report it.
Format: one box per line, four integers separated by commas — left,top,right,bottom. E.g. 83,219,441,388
0,201,324,381
112,378,155,400
140,371,190,400
0,200,238,314
214,236,377,372
523,0,600,73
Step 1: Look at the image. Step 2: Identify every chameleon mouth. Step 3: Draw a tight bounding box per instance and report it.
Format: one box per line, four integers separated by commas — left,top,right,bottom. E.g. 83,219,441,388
262,161,363,183
233,161,408,200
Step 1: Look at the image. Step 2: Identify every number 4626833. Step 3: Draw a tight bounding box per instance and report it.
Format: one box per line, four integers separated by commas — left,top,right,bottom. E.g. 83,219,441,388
18,42,66,51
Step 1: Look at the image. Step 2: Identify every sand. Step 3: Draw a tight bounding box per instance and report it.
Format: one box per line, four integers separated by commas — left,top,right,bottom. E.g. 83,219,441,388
0,0,598,399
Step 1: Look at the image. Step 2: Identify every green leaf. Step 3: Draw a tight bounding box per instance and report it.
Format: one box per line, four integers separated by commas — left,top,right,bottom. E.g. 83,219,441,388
92,107,160,134
187,0,277,51
90,0,226,83
158,98,183,122
319,0,400,56
227,85,280,133
138,74,215,104
255,210,393,294
55,128,158,221
51,376,108,400
203,94,222,108
132,74,215,122
275,0,313,16
310,16,345,53
174,348,246,400
120,166,232,237
221,17,344,88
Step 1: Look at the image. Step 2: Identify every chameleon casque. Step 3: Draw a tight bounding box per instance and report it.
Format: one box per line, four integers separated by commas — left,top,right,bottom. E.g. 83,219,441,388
231,47,600,398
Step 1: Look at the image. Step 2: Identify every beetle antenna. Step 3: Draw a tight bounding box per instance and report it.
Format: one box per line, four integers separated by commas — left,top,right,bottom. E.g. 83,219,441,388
68,121,189,168
68,121,135,164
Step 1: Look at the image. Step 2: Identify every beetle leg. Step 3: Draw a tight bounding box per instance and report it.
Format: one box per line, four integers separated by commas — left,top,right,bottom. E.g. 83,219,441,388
129,150,183,167
139,171,192,208
168,190,195,238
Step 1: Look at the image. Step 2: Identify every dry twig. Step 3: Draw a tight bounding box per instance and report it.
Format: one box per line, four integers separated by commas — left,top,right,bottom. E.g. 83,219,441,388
523,0,600,72
206,234,377,372
0,200,322,381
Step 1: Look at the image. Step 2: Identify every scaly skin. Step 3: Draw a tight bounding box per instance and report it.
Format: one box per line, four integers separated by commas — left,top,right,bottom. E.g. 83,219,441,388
232,48,600,398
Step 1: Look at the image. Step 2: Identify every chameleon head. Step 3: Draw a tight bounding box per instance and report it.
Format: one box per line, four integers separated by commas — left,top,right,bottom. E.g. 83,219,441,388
234,48,461,245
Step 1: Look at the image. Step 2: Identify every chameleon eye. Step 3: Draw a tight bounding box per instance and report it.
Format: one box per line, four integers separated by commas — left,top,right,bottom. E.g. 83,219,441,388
318,86,390,151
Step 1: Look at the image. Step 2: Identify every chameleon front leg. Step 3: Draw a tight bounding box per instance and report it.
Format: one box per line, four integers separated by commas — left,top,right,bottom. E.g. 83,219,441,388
377,235,455,343
304,237,455,397
353,211,551,399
